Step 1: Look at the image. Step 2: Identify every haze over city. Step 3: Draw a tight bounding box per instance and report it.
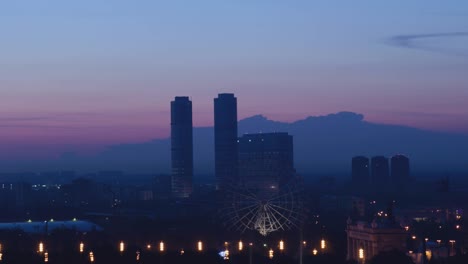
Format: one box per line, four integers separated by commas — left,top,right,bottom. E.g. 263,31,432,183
1,2,468,264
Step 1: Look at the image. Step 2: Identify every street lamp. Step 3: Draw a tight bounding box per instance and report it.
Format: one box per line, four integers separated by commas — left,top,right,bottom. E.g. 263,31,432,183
359,248,365,263
238,241,243,251
249,243,253,264
321,239,326,250
159,241,165,252
197,241,203,252
269,249,274,259
38,242,44,254
449,240,456,255
279,240,284,251
119,241,125,253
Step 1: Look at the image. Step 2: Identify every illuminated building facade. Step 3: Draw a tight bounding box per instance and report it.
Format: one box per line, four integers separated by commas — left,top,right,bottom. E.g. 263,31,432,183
238,132,295,190
214,93,238,190
171,96,193,198
346,220,407,261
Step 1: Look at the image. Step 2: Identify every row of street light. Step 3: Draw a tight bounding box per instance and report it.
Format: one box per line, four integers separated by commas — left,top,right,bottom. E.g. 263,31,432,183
0,238,329,263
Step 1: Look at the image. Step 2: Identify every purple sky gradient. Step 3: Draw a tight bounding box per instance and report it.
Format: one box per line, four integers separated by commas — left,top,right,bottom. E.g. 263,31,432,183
1,1,468,158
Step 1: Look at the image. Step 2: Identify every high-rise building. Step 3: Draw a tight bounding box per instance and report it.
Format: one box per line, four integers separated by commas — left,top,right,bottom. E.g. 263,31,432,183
371,156,389,186
214,93,238,190
351,156,370,186
390,155,410,185
238,132,295,191
171,96,193,198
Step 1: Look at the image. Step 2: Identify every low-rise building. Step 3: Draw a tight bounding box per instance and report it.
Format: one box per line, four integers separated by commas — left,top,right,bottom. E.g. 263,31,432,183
346,218,408,262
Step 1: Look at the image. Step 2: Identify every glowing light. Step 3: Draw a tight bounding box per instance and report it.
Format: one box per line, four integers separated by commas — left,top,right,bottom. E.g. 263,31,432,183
27,219,32,223
38,242,44,253
456,225,460,229
437,240,441,244
425,238,429,242
426,250,432,261
412,236,416,240
44,252,48,262
180,249,185,255
136,250,140,261
279,240,284,251
89,251,94,262
238,241,243,251
359,248,364,259
0,253,2,261
197,241,203,252
313,249,318,255
404,226,409,231
219,249,230,260
321,239,326,250
269,249,274,259
303,241,307,245
79,242,84,253
119,242,125,253
72,218,77,221
159,241,165,252
146,244,151,250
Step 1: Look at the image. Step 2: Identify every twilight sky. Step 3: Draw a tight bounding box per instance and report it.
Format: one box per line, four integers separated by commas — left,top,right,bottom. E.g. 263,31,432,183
1,0,468,158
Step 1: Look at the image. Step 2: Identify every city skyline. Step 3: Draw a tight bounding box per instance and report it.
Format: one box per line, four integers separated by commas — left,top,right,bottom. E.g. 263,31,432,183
1,2,468,264
1,1,468,159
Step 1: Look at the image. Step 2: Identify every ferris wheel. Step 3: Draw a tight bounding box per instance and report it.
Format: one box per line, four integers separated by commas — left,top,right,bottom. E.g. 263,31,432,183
221,177,305,236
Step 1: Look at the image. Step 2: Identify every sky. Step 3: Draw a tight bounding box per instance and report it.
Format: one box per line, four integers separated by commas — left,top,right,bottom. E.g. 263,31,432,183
0,0,467,158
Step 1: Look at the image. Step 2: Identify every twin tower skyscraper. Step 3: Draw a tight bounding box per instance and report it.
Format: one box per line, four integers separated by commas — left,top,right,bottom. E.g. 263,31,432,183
170,94,238,198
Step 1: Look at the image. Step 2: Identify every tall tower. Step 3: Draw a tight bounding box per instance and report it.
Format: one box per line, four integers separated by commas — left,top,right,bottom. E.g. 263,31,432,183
351,156,370,186
391,154,410,185
214,93,238,190
371,156,389,186
238,132,295,191
171,96,193,198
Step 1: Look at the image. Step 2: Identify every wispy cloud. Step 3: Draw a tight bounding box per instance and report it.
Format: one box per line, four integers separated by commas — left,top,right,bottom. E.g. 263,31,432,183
386,32,468,57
